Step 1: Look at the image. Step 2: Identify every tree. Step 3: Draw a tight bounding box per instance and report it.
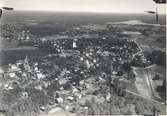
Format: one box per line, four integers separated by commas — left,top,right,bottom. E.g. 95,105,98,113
152,74,160,80
122,62,131,72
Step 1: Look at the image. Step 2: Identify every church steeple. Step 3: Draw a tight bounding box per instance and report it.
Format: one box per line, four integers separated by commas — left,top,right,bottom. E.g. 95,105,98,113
23,56,31,72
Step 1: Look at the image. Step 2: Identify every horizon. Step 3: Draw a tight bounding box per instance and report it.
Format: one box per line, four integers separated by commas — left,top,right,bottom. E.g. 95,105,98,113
3,9,167,16
1,0,166,14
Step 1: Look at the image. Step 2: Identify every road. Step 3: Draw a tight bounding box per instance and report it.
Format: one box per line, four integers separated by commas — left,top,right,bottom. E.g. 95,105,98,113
133,67,153,99
132,39,157,101
132,39,142,59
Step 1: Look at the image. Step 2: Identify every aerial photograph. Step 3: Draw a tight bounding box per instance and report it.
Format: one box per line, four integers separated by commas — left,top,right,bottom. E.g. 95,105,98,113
0,0,166,116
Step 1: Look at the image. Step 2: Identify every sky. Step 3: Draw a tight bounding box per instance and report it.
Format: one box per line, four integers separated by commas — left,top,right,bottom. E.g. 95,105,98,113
0,0,166,14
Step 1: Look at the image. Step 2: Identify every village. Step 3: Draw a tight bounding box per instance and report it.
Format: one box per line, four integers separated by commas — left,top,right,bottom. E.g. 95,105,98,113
0,22,166,116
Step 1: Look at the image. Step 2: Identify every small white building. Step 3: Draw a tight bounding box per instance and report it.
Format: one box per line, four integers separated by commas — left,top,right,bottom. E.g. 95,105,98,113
73,39,77,48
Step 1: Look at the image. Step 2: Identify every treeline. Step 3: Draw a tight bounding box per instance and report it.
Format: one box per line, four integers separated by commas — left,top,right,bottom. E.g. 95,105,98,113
145,50,166,67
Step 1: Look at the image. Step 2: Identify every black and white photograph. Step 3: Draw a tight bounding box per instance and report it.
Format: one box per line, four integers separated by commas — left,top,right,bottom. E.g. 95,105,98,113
0,0,166,116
